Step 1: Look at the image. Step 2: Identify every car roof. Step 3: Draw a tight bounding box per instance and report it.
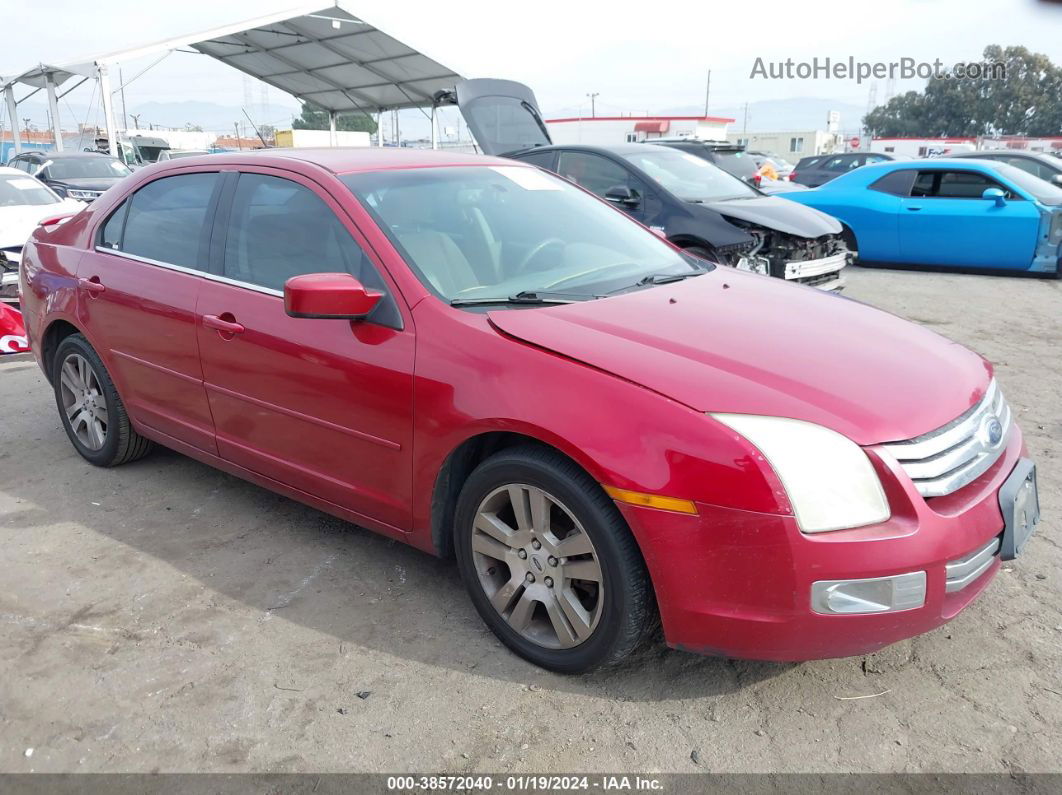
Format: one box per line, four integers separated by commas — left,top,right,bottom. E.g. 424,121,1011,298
952,150,1052,161
515,143,673,157
22,151,115,160
154,147,520,175
0,165,26,176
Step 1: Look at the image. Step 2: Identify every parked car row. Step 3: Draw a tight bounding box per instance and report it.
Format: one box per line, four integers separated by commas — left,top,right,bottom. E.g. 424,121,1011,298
437,79,851,291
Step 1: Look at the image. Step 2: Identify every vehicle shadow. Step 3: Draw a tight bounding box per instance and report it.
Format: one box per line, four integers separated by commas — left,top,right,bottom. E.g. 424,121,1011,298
1,414,790,702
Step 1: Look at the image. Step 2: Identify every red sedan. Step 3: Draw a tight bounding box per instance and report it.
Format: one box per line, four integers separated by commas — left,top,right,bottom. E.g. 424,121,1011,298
19,148,1040,673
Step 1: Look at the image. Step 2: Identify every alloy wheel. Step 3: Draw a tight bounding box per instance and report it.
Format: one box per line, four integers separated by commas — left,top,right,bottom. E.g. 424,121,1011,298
59,353,109,451
471,484,604,649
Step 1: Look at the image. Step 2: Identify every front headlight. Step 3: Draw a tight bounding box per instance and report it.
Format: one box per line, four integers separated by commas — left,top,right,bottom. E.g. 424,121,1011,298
67,189,96,200
711,414,890,533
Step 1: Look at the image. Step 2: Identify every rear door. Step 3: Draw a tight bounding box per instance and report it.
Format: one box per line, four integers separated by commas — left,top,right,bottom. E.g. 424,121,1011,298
898,169,1041,268
76,171,222,452
195,168,415,534
450,78,552,156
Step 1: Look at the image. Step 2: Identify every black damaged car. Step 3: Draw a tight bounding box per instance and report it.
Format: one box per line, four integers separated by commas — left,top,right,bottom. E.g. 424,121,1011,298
436,79,852,291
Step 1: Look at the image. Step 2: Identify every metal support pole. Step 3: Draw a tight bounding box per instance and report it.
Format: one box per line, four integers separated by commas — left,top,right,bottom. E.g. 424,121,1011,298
329,110,337,147
430,107,438,150
377,110,383,147
45,73,64,151
97,64,118,158
3,85,20,156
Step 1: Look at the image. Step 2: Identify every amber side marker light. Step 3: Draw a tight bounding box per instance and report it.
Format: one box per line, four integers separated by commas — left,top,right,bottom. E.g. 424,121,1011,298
603,486,698,515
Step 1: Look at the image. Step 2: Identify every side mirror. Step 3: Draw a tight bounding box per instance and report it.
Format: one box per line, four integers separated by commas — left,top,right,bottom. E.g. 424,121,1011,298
1052,174,1062,187
284,273,382,320
604,185,640,207
982,187,1007,206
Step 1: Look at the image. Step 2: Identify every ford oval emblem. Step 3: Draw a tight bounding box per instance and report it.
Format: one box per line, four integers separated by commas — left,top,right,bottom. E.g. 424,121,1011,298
982,415,1004,447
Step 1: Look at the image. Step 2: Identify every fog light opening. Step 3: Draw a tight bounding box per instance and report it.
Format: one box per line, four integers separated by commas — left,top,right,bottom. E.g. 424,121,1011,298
811,571,926,615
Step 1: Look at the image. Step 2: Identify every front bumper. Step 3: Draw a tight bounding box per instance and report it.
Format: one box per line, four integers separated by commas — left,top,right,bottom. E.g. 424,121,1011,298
617,424,1029,661
783,252,848,292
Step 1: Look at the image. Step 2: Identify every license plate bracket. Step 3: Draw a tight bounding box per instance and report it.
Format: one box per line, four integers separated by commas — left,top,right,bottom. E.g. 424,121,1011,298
999,458,1040,561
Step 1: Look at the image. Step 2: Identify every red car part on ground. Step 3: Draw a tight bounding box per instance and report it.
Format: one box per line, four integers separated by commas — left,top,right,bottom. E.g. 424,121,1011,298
0,303,29,354
17,149,1040,672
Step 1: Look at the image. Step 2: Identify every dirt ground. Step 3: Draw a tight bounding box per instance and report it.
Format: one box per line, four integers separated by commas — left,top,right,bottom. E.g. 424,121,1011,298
0,265,1059,775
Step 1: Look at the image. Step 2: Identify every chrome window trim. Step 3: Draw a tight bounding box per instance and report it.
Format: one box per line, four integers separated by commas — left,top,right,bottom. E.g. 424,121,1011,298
93,246,284,298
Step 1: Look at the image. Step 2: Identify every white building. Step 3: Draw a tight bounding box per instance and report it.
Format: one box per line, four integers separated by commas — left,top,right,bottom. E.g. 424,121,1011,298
726,130,843,161
545,115,733,146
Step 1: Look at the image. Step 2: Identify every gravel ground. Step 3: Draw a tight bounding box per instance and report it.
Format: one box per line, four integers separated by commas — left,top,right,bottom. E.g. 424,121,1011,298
0,265,1059,774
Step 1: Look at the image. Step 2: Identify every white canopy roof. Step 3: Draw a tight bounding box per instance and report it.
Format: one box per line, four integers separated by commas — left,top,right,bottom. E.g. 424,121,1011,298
2,3,464,114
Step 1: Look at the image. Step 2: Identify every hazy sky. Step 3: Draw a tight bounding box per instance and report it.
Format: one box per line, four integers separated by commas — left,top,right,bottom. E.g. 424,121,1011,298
3,0,1061,132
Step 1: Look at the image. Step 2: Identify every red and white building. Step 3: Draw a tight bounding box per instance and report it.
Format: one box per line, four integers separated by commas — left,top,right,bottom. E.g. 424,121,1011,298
544,115,734,146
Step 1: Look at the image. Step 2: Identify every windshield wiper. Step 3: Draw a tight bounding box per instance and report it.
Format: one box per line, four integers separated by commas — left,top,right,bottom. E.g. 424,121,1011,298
606,269,707,296
450,290,595,307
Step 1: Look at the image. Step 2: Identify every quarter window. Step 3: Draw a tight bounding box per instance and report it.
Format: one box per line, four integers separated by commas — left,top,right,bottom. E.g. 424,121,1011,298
99,200,128,249
869,170,916,197
119,173,220,268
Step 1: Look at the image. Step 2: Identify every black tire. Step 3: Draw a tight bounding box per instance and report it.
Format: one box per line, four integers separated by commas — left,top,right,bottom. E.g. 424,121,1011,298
682,245,720,265
453,445,656,673
840,224,859,257
52,333,153,467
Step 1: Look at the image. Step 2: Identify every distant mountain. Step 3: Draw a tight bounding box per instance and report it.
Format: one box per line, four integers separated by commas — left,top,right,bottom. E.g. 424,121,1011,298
12,98,302,135
661,97,867,133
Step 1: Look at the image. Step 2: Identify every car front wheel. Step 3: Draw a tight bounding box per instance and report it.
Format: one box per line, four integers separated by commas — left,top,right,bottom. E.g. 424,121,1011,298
454,445,656,673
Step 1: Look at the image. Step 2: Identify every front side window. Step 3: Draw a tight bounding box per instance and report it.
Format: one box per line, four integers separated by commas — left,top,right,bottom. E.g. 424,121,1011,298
620,149,757,202
557,152,633,198
343,165,703,303
221,174,401,326
913,170,1019,200
0,174,59,206
118,173,219,268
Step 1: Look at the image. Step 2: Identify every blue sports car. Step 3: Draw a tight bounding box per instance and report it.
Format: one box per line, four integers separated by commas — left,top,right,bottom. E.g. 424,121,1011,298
780,158,1062,276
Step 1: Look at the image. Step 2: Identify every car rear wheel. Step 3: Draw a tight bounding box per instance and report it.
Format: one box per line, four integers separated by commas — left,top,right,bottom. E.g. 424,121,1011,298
52,334,153,467
454,445,656,673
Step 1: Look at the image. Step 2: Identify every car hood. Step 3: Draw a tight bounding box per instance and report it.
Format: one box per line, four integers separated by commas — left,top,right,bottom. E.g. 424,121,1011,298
487,269,990,446
704,195,841,238
0,199,84,249
49,177,123,190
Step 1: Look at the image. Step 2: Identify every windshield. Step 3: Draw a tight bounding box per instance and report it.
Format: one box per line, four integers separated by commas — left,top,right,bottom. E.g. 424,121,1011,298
621,149,759,202
997,163,1062,205
0,175,59,207
342,165,703,302
46,158,131,180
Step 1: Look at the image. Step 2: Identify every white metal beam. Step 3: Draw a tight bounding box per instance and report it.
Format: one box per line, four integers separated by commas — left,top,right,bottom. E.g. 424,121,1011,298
3,85,20,155
45,73,64,152
97,65,118,158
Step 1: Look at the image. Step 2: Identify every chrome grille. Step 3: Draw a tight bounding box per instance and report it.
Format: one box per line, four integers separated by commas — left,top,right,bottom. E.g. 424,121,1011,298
946,537,1000,593
881,380,1011,498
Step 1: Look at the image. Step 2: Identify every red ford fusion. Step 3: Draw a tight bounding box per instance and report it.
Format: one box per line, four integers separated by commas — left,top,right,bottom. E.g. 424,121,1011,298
19,148,1040,673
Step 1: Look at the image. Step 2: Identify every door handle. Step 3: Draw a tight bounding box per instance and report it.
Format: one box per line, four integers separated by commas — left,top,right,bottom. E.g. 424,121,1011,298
203,314,245,335
78,277,105,295
906,206,923,212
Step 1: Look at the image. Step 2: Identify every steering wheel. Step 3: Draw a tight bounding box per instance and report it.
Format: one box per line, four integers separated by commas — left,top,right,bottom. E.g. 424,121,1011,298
516,238,565,273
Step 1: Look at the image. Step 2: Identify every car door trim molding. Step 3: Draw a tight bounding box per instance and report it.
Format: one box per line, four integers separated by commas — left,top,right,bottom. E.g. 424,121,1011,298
93,247,284,298
204,380,403,451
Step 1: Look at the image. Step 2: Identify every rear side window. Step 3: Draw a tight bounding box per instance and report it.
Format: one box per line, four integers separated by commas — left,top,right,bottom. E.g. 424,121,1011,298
869,170,916,197
796,156,823,170
118,173,219,268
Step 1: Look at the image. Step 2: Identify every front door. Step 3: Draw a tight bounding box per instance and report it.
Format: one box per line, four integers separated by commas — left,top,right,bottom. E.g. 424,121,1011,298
77,171,222,453
195,170,415,534
899,169,1041,269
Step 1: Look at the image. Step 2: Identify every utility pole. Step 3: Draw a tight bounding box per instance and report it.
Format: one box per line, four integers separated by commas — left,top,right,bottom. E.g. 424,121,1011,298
704,70,711,116
742,102,750,133
130,113,141,130
119,67,129,130
586,92,599,118
235,122,242,150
